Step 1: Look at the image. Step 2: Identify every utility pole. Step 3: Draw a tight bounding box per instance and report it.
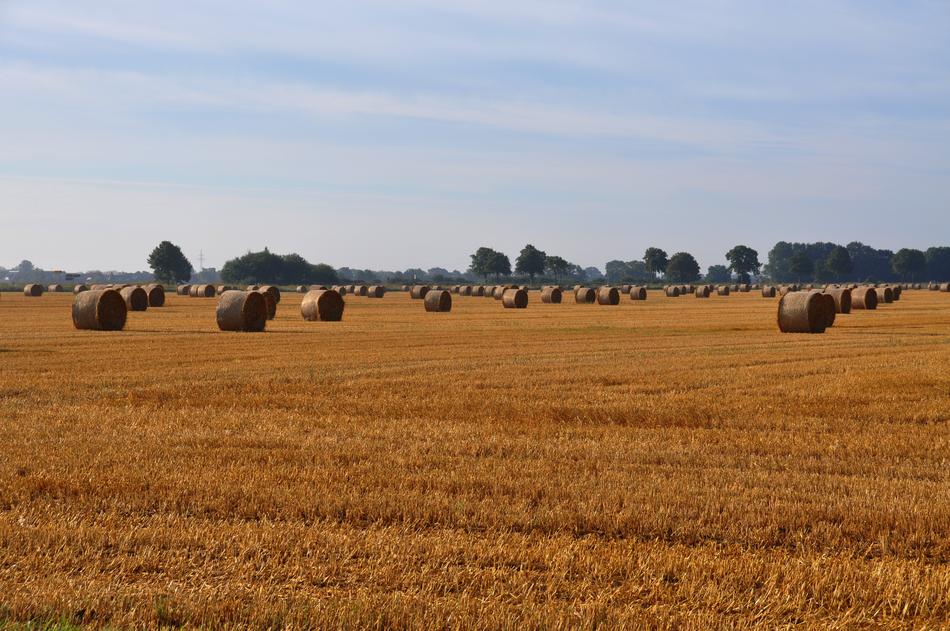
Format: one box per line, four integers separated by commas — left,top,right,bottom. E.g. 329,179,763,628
198,249,205,271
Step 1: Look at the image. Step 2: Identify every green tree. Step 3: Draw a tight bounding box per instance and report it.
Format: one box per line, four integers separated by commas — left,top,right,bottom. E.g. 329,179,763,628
705,264,731,283
147,241,193,284
219,248,338,285
725,245,760,284
545,255,570,282
891,248,927,281
604,260,630,285
515,244,547,282
825,245,853,281
469,247,499,281
925,247,950,280
643,247,668,279
490,251,512,280
665,252,700,283
788,250,814,282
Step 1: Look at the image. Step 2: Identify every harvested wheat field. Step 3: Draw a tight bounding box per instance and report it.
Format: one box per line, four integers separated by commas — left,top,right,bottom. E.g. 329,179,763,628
1,290,949,629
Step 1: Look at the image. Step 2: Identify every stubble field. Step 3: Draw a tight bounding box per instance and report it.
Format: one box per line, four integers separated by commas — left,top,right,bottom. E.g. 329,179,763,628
0,289,948,629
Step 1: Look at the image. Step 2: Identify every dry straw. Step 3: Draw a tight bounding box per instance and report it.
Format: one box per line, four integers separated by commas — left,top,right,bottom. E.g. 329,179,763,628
777,291,829,333
300,289,345,321
575,287,596,303
761,286,777,298
217,290,267,332
717,285,730,296
73,288,127,331
596,286,620,305
256,289,277,320
296,285,308,293
191,284,215,298
48,284,63,292
332,285,348,296
851,286,879,310
664,286,680,297
259,285,281,304
459,285,473,296
823,288,852,314
367,286,386,298
808,290,837,328
891,286,902,301
353,285,368,296
629,286,647,300
23,284,44,297
145,284,165,307
493,286,506,299
875,287,894,304
540,286,562,303
424,289,452,312
120,286,149,311
72,284,89,294
177,285,191,295
472,286,485,296
739,284,751,292
695,286,710,298
502,288,528,308
410,285,430,299
620,284,632,294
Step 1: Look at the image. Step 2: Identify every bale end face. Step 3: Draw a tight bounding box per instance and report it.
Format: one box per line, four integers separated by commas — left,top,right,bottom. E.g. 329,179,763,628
540,287,562,304
629,287,647,300
23,284,44,297
424,290,452,312
217,291,267,331
695,286,710,298
851,287,878,310
301,289,345,321
575,287,596,303
367,286,386,298
410,285,431,299
73,289,127,331
502,288,528,308
596,287,620,305
256,290,277,320
145,284,166,307
119,286,149,311
777,291,828,333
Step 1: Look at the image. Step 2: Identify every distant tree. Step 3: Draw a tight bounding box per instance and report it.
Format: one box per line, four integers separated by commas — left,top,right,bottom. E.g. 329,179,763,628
891,248,927,281
310,263,339,284
219,248,337,285
15,259,34,274
624,260,653,283
824,245,853,281
665,252,700,283
763,241,794,282
847,242,895,282
925,247,950,281
515,244,547,282
725,245,760,284
584,266,605,281
490,251,512,279
545,255,570,282
643,247,668,279
604,260,629,285
469,247,499,281
705,264,731,283
147,241,193,284
788,250,814,282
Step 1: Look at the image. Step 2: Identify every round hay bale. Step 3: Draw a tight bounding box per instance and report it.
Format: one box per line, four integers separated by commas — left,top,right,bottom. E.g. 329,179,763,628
875,287,893,304
851,286,878,310
120,286,148,311
296,285,308,293
256,289,277,320
717,285,730,296
72,288,127,331
332,285,348,296
424,289,452,312
472,286,485,297
23,284,44,297
575,287,596,303
177,284,191,295
739,284,750,292
91,284,110,291
777,291,828,333
823,288,851,314
761,286,777,298
596,286,620,305
310,285,329,291
941,283,950,292
493,286,506,299
620,285,632,294
664,286,680,297
891,286,902,301
808,290,836,328
459,285,473,296
503,288,528,308
695,286,710,298
192,284,215,298
451,285,461,294
410,285,430,299
73,284,89,294
629,286,647,300
216,291,267,332
540,287,562,303
145,284,165,307
751,284,760,290
48,284,63,292
367,285,386,298
246,285,260,291
258,285,281,303
300,289,345,321
352,285,367,297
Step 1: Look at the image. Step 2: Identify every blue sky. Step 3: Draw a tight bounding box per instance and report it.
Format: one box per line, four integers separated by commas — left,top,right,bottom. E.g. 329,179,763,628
1,1,948,272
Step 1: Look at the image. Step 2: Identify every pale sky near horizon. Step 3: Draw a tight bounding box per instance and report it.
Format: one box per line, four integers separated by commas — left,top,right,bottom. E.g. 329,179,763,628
1,1,948,273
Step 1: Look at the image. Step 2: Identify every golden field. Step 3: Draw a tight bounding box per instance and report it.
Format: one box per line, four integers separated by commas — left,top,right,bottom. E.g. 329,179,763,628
0,288,948,629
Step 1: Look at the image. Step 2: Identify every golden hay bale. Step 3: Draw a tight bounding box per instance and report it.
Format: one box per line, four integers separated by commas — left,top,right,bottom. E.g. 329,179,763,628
72,288,127,331
451,285,461,294
246,285,260,291
717,285,730,296
664,286,680,297
73,284,89,294
177,284,191,295
120,286,148,311
575,287,596,303
472,286,485,297
459,285,473,296
752,284,760,290
23,284,44,297
410,285,430,299
629,286,647,300
296,285,308,293
875,287,894,304
332,285,348,296
928,283,938,291
259,285,281,303
941,283,950,292
503,288,528,308
255,289,277,320
540,286,562,303
300,289,345,321
350,285,366,296
493,286,506,299
777,291,829,333
695,286,710,298
145,284,165,307
48,284,63,292
851,286,878,310
596,286,620,305
823,288,851,314
761,286,777,298
217,291,267,332
739,284,750,292
192,284,215,298
401,285,409,291
91,284,110,291
808,290,836,328
891,286,902,301
367,285,386,298
620,284,632,294
424,289,452,312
